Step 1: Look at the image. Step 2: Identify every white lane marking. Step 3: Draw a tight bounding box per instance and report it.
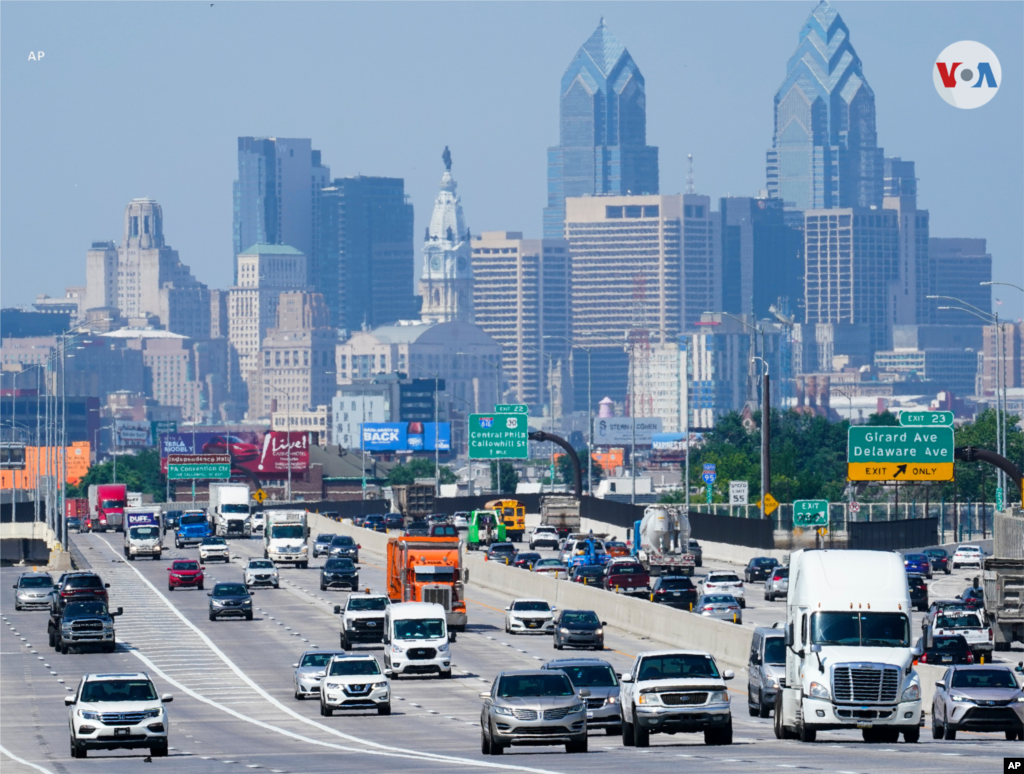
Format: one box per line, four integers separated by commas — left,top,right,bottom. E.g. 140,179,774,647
95,533,562,774
0,745,55,774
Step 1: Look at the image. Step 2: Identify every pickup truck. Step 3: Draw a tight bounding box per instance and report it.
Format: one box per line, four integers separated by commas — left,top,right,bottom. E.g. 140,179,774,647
48,599,123,654
334,593,391,650
929,607,993,661
602,558,651,597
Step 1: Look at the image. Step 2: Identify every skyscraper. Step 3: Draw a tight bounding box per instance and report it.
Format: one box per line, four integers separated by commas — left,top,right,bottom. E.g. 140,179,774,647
929,238,992,326
317,176,416,331
544,20,659,239
233,137,330,283
419,156,474,324
766,1,883,211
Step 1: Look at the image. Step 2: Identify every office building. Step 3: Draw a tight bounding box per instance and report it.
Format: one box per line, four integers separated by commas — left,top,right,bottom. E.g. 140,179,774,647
419,161,474,324
979,322,1023,394
544,20,659,239
253,292,336,419
680,194,722,331
233,137,330,284
766,1,883,211
874,348,979,399
470,232,570,410
719,196,804,321
803,208,899,354
882,158,931,326
565,195,682,405
228,244,308,383
929,238,992,326
271,404,330,440
332,391,389,450
316,176,416,331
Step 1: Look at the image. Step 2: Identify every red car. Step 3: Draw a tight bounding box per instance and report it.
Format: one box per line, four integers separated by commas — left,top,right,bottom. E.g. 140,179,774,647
201,435,260,462
167,560,205,591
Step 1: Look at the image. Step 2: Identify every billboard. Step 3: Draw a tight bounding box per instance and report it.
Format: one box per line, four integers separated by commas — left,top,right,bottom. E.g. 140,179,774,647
360,422,451,452
115,420,152,448
158,431,309,475
593,417,663,446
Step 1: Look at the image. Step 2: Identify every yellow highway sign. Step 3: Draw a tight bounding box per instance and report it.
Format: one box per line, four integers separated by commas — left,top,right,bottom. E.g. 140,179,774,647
252,488,268,503
847,462,953,482
755,493,780,515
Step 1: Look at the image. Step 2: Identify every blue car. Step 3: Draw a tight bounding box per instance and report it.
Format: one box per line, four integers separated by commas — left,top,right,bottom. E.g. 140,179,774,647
904,552,932,579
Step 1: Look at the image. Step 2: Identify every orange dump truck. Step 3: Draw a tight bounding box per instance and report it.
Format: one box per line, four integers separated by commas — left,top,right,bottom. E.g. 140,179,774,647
387,536,468,632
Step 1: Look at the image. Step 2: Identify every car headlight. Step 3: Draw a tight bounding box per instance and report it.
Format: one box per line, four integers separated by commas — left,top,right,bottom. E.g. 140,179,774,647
770,678,780,688
1014,696,1024,703
493,705,514,716
809,682,830,700
901,683,921,702
708,690,730,703
372,681,388,689
142,709,161,719
325,682,341,689
438,641,449,652
637,693,662,705
950,693,969,703
569,703,585,713
560,628,570,635
391,645,403,654
606,695,618,704
242,599,252,606
212,599,225,606
78,710,100,720
594,628,604,636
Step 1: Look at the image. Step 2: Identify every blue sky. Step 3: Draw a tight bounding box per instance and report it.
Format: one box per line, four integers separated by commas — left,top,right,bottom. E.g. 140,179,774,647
2,1,1021,319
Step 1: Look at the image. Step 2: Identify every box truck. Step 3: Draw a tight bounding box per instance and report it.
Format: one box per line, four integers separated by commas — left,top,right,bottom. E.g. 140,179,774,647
264,511,309,567
209,482,252,538
123,507,163,560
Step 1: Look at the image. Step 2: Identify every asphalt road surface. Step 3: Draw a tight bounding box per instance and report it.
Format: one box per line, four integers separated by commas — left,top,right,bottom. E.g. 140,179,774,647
2,529,1020,774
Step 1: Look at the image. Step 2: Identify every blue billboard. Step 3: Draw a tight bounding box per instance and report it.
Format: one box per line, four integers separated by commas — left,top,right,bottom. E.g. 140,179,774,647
361,422,450,452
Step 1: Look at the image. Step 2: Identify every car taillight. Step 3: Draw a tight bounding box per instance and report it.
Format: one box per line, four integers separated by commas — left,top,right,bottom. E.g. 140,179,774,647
967,651,974,663
701,606,714,612
656,589,666,595
729,606,740,611
989,628,993,639
918,653,927,663
737,582,744,587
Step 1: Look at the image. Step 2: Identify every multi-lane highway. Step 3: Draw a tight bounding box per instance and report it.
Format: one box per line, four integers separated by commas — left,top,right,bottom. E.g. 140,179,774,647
2,528,1020,773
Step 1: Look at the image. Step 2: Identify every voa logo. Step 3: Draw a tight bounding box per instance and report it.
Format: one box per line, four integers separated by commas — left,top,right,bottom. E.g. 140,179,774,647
934,41,1001,108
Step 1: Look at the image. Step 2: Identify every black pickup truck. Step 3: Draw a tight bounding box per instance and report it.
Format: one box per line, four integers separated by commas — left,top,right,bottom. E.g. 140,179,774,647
48,600,122,654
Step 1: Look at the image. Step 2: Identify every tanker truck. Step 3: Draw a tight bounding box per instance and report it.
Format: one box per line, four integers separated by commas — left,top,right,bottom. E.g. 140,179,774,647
632,504,695,576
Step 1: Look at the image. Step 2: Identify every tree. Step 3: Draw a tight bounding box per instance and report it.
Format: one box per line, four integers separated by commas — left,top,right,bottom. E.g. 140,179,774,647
866,410,900,426
68,449,167,502
556,447,604,492
386,458,457,487
489,461,520,494
935,408,1023,504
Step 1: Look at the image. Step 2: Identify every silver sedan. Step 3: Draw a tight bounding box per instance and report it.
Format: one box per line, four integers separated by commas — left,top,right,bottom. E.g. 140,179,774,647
932,664,1024,740
480,670,590,755
695,594,743,625
293,650,345,700
13,572,55,611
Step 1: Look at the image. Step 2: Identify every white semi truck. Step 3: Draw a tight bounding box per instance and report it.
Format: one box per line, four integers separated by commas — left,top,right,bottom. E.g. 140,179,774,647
123,507,164,561
209,482,253,538
263,510,309,567
634,505,695,576
775,549,923,744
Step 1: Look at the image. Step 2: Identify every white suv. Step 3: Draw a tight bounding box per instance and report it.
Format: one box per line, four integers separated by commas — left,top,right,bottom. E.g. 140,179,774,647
320,654,391,716
952,545,984,569
244,558,279,588
530,526,561,551
198,537,230,563
701,571,746,608
505,598,556,635
67,672,172,758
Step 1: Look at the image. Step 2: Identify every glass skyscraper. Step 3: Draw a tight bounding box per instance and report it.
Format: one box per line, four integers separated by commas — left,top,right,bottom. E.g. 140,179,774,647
766,1,883,211
543,20,659,239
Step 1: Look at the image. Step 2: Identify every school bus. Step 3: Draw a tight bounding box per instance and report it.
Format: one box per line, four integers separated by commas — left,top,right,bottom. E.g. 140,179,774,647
485,499,525,543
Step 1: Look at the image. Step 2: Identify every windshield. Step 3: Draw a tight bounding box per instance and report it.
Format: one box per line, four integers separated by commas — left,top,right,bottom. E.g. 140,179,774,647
248,560,274,569
331,537,354,546
317,534,336,542
414,567,456,582
936,612,983,629
560,611,600,628
811,612,910,647
65,601,108,616
753,558,777,567
81,679,158,703
329,659,382,676
951,669,1017,689
66,576,102,589
222,504,249,514
348,597,389,611
575,565,603,576
213,584,248,597
172,561,199,571
764,637,786,665
498,673,574,698
19,576,53,588
271,525,305,539
608,564,644,575
300,653,339,667
905,554,928,563
536,559,562,567
925,549,948,558
513,601,551,612
638,654,720,680
180,514,206,525
703,595,738,604
709,574,740,583
659,578,694,589
393,618,445,640
325,559,355,571
556,664,617,688
202,537,226,545
130,527,160,540
931,637,967,652
100,499,125,509
773,568,789,579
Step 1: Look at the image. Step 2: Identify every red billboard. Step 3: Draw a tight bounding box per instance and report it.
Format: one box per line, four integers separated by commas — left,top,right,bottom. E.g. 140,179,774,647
158,430,309,477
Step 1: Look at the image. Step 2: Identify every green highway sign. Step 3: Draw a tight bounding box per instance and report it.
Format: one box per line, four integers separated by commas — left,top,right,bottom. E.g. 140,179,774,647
899,411,954,428
167,463,231,480
469,413,529,459
847,426,955,482
997,487,1005,512
793,499,829,528
494,404,528,414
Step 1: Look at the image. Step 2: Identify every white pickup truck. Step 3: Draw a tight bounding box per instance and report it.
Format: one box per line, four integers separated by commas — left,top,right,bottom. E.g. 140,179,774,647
930,607,993,661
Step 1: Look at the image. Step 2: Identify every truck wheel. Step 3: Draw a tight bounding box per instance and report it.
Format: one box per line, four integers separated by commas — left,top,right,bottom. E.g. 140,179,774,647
104,639,116,653
903,726,920,743
151,741,168,757
71,736,87,758
621,716,635,747
48,628,56,648
798,723,816,743
340,635,351,651
60,641,69,655
758,692,771,719
633,716,650,747
126,553,134,561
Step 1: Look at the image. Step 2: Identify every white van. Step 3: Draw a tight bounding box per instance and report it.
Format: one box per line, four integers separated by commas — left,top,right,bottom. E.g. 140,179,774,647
383,602,452,679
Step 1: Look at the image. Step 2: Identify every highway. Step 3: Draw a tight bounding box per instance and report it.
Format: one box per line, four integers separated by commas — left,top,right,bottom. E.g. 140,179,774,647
2,528,1020,774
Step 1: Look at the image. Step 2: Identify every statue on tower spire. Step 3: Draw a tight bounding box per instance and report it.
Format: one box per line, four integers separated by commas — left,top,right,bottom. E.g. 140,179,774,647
442,145,452,172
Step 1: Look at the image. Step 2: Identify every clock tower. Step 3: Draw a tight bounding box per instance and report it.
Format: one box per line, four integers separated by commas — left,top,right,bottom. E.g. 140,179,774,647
419,150,474,323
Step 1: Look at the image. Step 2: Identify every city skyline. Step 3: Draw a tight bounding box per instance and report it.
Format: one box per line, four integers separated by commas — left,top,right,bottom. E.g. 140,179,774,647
2,1,1021,322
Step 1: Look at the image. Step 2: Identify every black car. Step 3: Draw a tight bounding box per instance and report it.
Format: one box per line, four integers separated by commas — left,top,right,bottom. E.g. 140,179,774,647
923,548,951,575
569,564,605,585
363,515,387,532
352,514,368,527
208,582,253,621
918,634,974,666
164,511,183,532
651,575,698,609
486,542,518,563
384,513,404,530
688,539,703,568
744,557,779,583
67,517,82,532
908,573,929,612
328,535,360,563
405,520,429,536
553,609,605,651
52,572,110,615
513,552,542,570
49,600,122,654
321,558,359,591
